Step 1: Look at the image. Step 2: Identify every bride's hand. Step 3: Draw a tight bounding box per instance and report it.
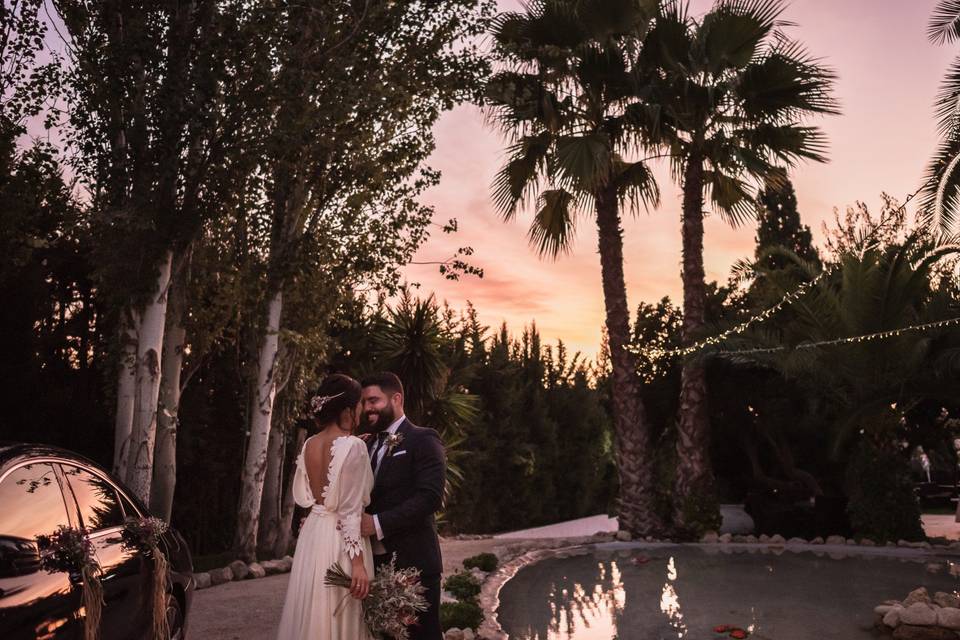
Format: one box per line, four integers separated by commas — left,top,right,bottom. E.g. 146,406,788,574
350,557,370,600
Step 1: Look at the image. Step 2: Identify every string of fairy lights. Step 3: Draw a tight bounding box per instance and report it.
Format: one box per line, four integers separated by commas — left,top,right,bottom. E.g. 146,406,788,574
627,180,954,362
625,265,835,361
708,316,960,357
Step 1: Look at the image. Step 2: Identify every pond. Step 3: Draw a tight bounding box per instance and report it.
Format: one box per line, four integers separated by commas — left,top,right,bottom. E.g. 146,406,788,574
495,544,960,640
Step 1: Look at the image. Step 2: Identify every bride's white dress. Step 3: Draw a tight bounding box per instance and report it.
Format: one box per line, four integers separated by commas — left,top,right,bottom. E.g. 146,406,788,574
276,435,375,640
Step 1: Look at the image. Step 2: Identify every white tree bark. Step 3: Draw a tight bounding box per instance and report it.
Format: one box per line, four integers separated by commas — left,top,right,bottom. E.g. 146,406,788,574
235,288,283,561
113,322,138,478
257,417,287,557
125,251,174,505
275,425,307,558
150,295,186,522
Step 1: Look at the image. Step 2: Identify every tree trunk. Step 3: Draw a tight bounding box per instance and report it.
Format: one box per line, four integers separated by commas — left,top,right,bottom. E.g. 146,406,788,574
594,185,665,537
673,155,718,532
257,414,287,557
275,425,307,558
150,284,186,522
113,321,138,477
235,288,284,562
125,250,174,505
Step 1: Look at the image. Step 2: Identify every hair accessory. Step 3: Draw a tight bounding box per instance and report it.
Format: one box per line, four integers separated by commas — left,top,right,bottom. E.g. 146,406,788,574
310,391,345,415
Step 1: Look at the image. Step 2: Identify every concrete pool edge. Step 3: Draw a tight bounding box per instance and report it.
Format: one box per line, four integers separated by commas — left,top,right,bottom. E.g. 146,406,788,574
475,540,960,640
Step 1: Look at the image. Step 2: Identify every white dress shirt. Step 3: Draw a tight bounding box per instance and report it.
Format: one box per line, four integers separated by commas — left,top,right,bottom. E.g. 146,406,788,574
371,415,405,547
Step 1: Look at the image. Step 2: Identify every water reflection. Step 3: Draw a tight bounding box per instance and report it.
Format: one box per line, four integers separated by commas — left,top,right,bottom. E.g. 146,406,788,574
659,557,687,638
497,546,960,640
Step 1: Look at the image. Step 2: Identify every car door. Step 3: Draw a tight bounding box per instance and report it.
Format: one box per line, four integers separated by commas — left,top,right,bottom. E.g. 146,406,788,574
0,461,81,639
59,464,151,640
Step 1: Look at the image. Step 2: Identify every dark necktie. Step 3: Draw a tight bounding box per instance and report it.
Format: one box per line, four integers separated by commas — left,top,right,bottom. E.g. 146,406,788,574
370,431,388,474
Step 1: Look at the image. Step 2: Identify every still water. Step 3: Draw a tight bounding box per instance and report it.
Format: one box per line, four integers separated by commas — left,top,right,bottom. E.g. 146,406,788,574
496,545,960,640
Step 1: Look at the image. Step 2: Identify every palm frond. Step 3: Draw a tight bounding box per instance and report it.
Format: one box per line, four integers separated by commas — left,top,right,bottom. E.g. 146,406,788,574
554,132,613,191
930,0,960,44
734,123,829,165
521,0,590,50
528,188,577,258
737,41,839,120
580,0,659,39
485,71,568,133
705,170,755,227
576,42,630,99
639,4,693,71
919,133,960,233
491,132,553,219
613,158,660,213
697,0,786,73
932,56,960,138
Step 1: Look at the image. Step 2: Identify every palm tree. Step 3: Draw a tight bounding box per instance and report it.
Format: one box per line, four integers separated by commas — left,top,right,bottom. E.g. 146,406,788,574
923,0,960,230
639,0,838,533
373,292,478,502
486,0,667,535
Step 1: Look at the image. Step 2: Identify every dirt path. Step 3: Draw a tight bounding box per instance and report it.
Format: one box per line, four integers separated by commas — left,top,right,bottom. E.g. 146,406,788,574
189,538,533,639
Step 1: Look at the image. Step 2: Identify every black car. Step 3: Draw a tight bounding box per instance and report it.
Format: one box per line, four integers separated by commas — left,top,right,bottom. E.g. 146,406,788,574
0,443,193,639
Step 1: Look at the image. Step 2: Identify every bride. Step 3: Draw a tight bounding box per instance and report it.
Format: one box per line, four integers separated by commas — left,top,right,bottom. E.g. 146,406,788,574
277,374,374,639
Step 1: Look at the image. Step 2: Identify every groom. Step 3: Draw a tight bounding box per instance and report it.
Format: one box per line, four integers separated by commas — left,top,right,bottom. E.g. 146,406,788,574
359,372,445,640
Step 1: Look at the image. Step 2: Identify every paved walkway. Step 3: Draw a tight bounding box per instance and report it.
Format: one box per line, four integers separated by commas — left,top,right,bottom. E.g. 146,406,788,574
189,538,520,639
922,514,960,540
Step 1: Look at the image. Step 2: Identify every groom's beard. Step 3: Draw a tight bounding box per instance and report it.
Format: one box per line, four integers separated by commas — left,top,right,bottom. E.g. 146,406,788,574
364,405,396,433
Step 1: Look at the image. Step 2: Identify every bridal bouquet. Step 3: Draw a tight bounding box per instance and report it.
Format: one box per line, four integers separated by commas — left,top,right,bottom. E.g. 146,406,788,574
325,555,428,640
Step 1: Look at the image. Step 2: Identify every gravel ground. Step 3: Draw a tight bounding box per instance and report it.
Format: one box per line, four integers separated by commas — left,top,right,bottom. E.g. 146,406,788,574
188,538,527,639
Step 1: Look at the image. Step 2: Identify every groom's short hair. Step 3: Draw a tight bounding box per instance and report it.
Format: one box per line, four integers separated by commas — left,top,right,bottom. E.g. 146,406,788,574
361,371,404,397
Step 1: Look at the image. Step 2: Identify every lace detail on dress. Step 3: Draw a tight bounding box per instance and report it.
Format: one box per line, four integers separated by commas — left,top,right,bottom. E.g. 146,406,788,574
320,435,350,505
337,513,363,559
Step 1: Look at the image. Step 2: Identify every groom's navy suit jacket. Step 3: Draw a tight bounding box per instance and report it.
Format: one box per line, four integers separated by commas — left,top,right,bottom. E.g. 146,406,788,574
367,418,445,577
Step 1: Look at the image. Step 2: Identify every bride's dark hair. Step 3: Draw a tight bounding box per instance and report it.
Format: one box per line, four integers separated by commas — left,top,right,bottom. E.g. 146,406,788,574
309,374,362,426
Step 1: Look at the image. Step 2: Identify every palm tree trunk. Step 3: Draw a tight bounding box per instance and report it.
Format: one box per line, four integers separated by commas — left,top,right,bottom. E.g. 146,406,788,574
674,155,718,533
235,288,283,562
594,185,665,537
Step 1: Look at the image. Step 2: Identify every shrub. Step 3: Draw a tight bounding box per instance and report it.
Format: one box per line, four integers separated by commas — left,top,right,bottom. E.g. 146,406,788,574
443,571,481,601
846,443,924,543
440,601,484,631
462,553,498,572
679,485,723,541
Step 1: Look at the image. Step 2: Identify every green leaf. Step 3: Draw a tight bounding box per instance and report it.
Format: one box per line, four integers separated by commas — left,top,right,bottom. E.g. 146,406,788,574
614,159,660,212
491,133,553,219
705,170,755,227
555,133,612,191
696,0,784,73
528,189,577,258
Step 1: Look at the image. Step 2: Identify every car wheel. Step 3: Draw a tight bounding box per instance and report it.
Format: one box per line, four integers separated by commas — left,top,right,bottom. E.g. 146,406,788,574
166,594,185,640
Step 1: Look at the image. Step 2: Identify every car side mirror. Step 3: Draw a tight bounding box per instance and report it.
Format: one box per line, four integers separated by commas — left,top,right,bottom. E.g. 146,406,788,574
0,536,41,578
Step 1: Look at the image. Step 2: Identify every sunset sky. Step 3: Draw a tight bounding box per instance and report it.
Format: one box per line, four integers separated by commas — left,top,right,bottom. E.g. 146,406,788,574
402,0,956,359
